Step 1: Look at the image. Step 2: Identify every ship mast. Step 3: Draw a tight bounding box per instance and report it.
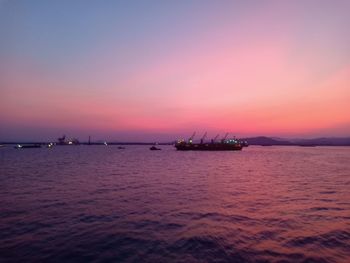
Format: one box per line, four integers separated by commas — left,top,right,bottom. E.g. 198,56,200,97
200,132,207,144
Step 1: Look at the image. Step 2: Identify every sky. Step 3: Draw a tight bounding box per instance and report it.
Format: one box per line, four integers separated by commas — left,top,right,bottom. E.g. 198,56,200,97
1,0,349,142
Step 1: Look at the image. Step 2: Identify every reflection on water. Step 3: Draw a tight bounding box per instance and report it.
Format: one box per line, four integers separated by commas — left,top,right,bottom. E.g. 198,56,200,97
0,146,350,262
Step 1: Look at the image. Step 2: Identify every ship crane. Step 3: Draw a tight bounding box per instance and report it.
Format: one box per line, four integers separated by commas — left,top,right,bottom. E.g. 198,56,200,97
58,135,66,144
188,132,196,144
200,132,207,144
221,133,229,143
211,134,220,143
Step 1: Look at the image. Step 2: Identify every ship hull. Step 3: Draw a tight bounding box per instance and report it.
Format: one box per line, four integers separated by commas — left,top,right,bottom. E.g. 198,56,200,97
15,144,41,149
175,143,242,151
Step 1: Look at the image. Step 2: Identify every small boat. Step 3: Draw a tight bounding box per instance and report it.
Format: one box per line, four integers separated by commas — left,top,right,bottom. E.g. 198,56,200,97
118,146,125,149
15,144,41,149
150,146,161,150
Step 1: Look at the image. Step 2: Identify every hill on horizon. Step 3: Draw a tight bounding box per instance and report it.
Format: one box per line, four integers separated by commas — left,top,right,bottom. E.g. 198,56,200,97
243,136,350,146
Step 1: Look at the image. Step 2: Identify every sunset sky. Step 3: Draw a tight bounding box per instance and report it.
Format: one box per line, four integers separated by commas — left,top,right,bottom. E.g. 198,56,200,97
1,0,349,141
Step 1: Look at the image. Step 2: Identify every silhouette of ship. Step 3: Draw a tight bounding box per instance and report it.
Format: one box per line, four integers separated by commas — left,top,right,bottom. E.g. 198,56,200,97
175,132,245,151
57,135,80,145
15,144,41,149
150,146,161,150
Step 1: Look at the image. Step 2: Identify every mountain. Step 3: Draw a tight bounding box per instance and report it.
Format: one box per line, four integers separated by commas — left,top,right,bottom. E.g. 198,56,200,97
242,136,350,146
242,136,293,146
291,137,350,146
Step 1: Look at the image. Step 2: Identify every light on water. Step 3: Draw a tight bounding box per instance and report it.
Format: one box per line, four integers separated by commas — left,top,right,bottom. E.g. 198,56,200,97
0,146,350,262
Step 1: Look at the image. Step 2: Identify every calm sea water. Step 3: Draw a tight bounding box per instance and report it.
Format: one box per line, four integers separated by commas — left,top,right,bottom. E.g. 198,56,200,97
0,145,349,263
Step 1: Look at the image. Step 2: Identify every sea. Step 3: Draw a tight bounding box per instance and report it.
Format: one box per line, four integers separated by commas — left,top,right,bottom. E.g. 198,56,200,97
0,145,349,263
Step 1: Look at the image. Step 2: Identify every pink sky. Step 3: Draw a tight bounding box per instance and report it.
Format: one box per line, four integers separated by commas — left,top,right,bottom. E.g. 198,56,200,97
1,1,349,141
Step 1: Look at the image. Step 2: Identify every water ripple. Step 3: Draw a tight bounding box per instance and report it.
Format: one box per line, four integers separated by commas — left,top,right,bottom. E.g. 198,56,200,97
0,145,349,262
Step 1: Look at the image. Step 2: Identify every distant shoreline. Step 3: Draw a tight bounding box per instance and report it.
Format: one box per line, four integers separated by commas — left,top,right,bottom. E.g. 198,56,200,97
0,142,173,146
1,136,350,147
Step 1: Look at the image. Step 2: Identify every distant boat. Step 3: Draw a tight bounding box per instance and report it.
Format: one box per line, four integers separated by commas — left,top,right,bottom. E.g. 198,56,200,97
57,135,80,145
15,144,41,149
118,146,125,149
150,146,161,150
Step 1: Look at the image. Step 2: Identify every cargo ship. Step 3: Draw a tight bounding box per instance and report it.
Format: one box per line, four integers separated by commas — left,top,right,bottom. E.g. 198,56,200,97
175,132,245,151
57,135,80,145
